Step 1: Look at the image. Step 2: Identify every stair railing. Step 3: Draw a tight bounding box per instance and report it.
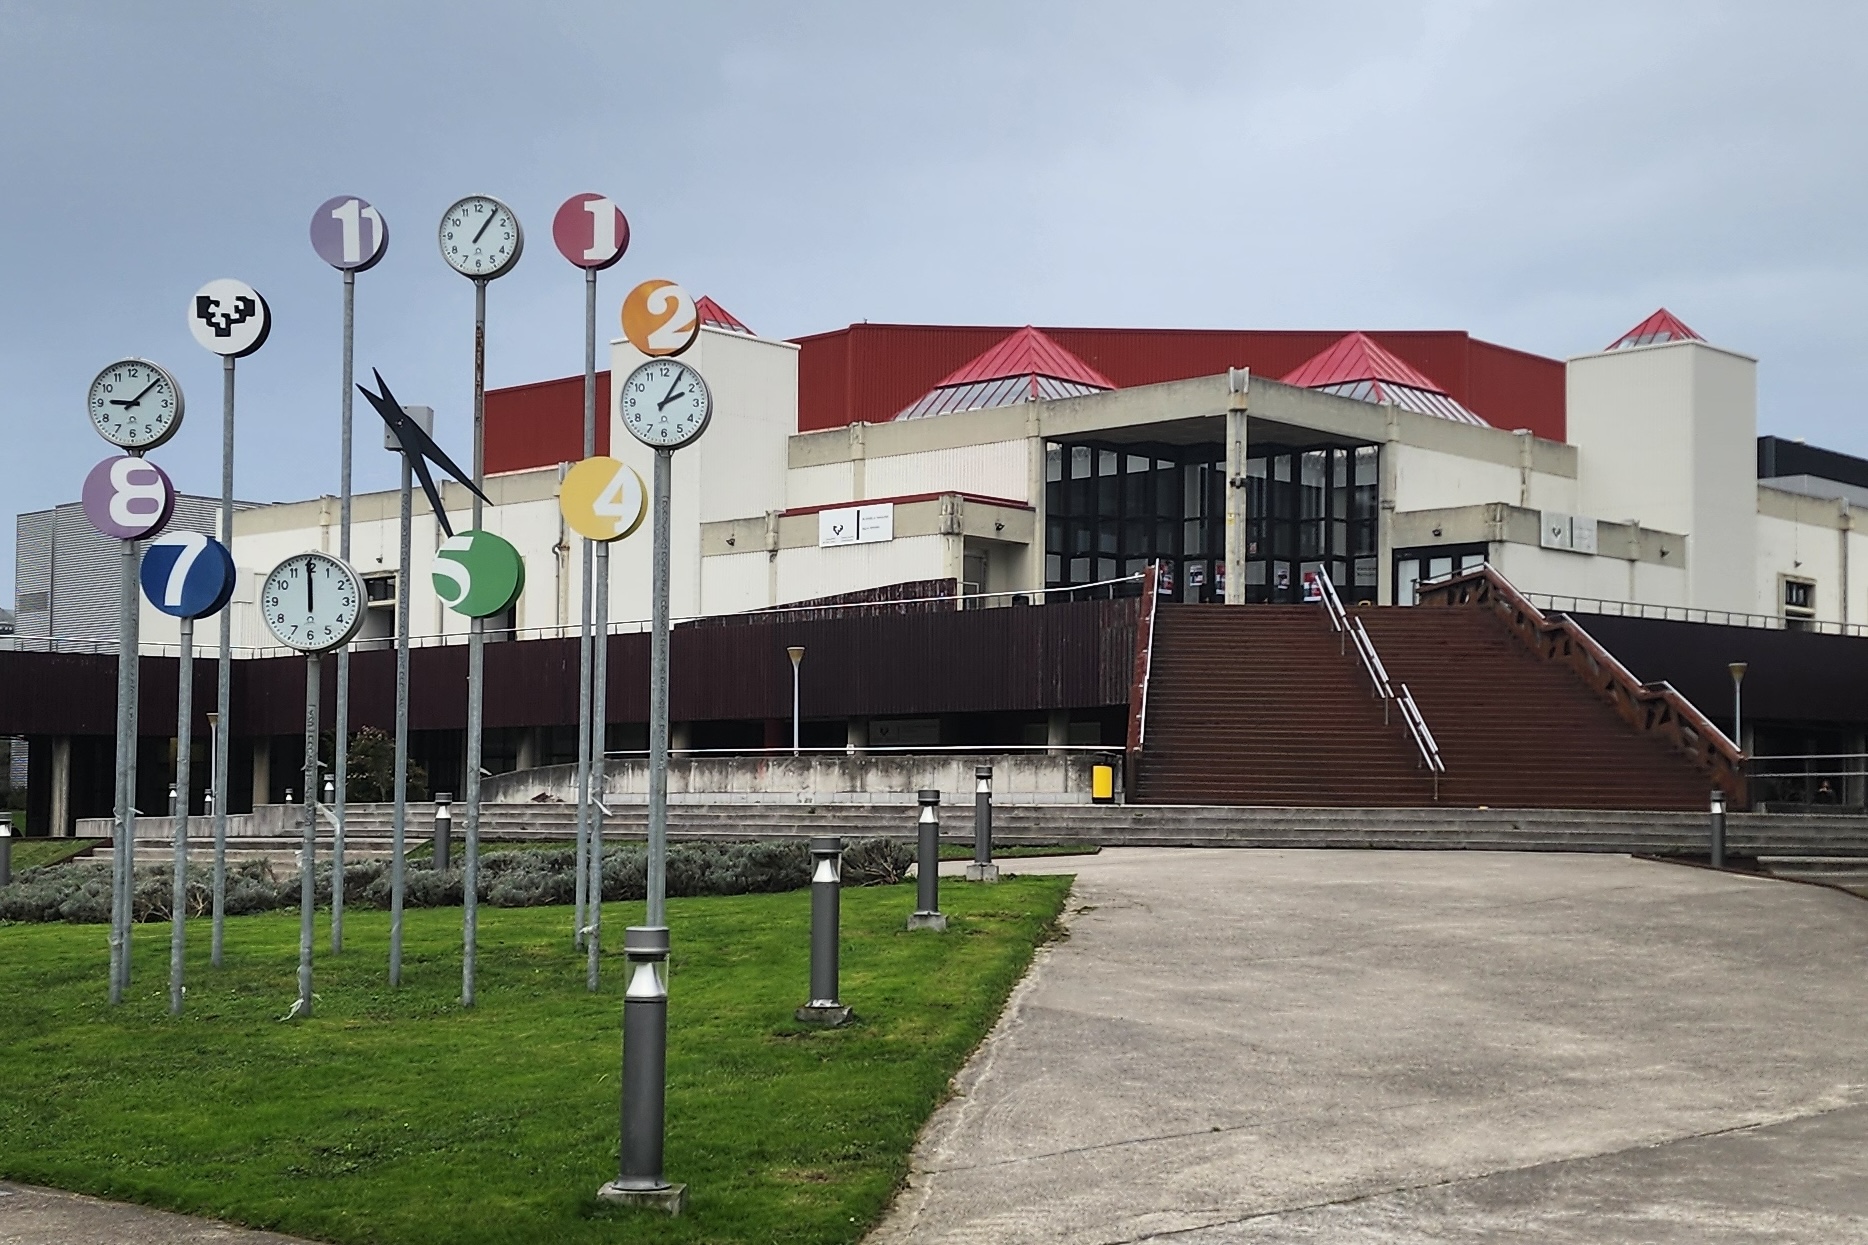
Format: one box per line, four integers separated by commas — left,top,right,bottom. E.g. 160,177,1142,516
1124,561,1164,789
1315,570,1446,795
1417,563,1746,806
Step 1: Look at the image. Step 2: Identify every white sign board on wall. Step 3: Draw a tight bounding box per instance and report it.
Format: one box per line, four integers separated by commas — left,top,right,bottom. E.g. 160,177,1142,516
818,503,895,547
1540,511,1598,555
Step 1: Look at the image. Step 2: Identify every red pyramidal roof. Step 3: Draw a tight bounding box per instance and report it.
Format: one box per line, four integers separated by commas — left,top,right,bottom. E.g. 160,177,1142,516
1280,332,1444,392
1607,308,1701,351
695,295,753,336
933,325,1115,389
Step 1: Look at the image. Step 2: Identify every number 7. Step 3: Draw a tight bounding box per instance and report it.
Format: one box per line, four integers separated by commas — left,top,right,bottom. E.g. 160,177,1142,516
163,531,209,607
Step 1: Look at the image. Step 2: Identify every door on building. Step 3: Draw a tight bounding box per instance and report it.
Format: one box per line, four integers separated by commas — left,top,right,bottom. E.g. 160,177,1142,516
1393,544,1488,605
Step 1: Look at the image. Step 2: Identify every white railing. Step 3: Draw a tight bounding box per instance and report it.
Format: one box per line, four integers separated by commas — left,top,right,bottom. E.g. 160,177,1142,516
1315,571,1445,794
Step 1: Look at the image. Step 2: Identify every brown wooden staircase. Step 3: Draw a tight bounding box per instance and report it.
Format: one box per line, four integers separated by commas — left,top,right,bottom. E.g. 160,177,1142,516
1128,565,1742,810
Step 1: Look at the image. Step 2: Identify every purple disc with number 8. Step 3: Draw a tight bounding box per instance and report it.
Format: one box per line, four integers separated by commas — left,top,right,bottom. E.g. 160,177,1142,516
82,455,176,540
310,195,390,271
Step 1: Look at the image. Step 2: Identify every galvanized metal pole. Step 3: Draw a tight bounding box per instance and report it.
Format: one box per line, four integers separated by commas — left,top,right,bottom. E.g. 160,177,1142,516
648,448,672,927
169,616,193,1015
390,452,412,986
795,837,850,1026
588,542,608,992
333,267,355,954
110,537,141,1003
608,444,677,1204
907,789,946,931
212,355,234,967
573,267,597,952
463,277,488,1008
297,651,320,1018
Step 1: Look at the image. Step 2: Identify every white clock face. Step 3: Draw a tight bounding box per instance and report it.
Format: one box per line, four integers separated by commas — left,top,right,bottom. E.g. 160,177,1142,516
262,553,366,652
619,359,712,449
88,359,183,450
438,195,523,278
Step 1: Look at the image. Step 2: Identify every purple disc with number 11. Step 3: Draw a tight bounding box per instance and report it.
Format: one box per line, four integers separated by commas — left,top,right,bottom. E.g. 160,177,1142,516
82,455,176,540
310,195,390,271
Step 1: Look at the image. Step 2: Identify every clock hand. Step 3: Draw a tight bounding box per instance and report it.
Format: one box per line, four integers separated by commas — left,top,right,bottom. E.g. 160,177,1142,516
122,378,160,409
657,376,685,410
306,567,314,616
472,208,498,244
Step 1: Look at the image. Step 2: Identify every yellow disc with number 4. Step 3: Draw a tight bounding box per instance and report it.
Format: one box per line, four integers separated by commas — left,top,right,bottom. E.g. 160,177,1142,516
560,456,648,542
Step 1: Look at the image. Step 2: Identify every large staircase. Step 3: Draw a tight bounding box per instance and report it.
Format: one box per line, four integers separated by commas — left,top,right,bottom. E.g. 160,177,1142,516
1131,606,1436,806
1133,595,1720,810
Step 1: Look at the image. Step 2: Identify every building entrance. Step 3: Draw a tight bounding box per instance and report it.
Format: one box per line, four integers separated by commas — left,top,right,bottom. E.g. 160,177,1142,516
1045,440,1379,604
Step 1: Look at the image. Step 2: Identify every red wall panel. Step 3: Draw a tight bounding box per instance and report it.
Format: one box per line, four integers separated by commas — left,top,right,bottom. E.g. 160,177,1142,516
484,370,610,476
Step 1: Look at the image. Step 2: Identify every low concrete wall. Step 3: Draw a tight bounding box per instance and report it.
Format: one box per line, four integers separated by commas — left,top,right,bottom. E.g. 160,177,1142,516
482,753,1117,806
79,803,449,840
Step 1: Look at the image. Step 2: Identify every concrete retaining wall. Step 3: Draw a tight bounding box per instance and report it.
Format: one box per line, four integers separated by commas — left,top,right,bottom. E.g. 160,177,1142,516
480,753,1116,806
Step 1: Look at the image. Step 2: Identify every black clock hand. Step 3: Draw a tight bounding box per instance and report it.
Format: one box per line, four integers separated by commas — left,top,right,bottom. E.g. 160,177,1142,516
472,208,498,243
306,567,314,617
122,378,160,409
657,376,685,410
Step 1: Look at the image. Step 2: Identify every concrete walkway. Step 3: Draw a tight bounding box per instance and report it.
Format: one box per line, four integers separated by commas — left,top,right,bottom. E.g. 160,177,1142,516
0,1182,313,1244
877,849,1868,1244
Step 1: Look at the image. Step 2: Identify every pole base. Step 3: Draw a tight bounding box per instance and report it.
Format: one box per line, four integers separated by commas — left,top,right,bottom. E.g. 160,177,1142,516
597,1180,687,1215
795,1002,853,1027
906,911,948,932
964,863,1000,883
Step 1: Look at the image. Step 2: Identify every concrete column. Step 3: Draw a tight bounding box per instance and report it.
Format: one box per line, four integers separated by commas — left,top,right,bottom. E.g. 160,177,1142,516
1378,408,1400,604
1223,386,1248,606
1839,498,1851,628
251,739,271,808
845,718,866,755
1027,409,1048,596
49,735,72,838
516,728,541,773
1046,709,1069,756
670,721,691,758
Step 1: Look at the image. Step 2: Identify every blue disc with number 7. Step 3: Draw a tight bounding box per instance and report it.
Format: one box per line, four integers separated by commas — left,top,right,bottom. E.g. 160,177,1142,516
140,531,236,619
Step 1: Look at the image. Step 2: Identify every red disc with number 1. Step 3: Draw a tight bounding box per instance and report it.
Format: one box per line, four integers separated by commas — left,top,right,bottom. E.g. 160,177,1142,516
552,194,630,270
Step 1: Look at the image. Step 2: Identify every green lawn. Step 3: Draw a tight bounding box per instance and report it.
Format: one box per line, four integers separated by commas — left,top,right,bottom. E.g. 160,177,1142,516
8,837,103,871
0,876,1072,1244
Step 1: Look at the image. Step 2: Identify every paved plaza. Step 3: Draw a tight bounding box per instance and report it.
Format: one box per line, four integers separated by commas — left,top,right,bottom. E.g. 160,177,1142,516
874,848,1868,1243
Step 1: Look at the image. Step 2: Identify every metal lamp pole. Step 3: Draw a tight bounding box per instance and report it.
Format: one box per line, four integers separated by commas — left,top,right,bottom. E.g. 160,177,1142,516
1728,661,1748,751
296,652,321,1017
211,356,234,967
168,615,194,1014
788,646,804,756
463,277,488,1008
389,439,413,986
109,538,141,1003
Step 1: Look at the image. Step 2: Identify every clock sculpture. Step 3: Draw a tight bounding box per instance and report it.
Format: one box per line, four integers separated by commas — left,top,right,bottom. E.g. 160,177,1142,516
262,552,368,653
88,359,184,451
619,358,713,450
438,194,524,279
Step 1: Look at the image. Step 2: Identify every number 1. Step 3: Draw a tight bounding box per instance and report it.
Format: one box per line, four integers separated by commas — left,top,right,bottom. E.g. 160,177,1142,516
331,199,382,264
582,197,617,261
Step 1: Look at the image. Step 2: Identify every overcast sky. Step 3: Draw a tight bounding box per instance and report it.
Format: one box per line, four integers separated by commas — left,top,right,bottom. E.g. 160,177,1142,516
4,1,1865,600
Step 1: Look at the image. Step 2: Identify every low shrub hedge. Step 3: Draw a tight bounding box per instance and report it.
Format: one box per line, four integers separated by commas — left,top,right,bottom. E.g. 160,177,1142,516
0,837,917,925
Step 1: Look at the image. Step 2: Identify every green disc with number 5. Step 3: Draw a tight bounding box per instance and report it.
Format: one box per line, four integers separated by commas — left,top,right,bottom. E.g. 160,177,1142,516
433,529,525,618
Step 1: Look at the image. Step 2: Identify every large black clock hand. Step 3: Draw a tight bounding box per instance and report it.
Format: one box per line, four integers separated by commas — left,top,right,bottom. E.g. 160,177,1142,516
306,564,314,616
657,375,685,410
472,207,498,244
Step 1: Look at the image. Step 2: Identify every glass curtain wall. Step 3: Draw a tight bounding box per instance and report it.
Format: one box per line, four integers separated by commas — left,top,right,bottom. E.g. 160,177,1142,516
1045,441,1378,603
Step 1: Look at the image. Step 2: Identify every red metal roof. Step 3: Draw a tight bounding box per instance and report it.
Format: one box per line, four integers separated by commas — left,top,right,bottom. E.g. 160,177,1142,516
1608,308,1702,351
484,371,609,475
1279,332,1446,392
932,325,1115,389
696,295,754,336
793,324,1567,441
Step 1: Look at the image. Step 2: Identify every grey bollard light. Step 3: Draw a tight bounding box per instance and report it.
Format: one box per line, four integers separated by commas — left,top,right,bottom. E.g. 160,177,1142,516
0,818,11,887
1710,787,1726,869
598,925,686,1214
907,789,948,931
433,791,453,871
966,764,998,883
797,837,852,1026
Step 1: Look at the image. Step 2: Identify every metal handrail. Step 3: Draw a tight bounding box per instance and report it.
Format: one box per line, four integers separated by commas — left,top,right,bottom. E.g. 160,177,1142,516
1314,570,1444,793
1519,589,1868,639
